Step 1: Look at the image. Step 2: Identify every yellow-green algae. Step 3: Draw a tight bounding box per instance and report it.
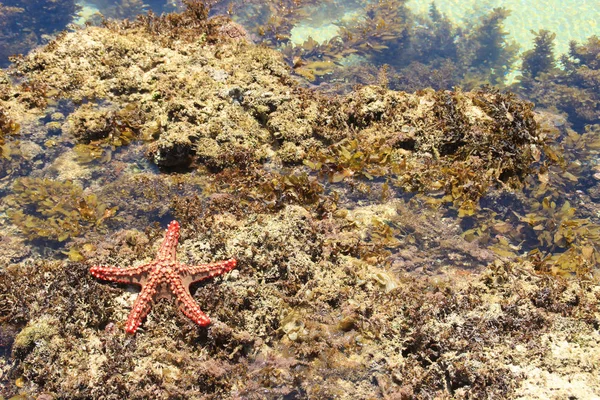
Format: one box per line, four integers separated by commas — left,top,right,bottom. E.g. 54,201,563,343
5,177,116,242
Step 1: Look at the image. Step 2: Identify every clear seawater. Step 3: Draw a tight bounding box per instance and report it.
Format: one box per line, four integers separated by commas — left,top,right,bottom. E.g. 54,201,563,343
73,0,600,58
407,0,599,56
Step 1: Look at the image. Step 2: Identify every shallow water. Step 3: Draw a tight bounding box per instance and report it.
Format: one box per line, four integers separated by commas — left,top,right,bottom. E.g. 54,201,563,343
1,1,600,398
407,0,599,55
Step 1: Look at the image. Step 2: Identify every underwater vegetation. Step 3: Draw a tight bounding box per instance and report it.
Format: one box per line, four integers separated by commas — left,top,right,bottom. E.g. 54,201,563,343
221,0,598,133
520,29,557,82
516,33,600,129
210,0,600,278
65,103,145,163
0,2,593,261
0,0,582,262
224,0,519,91
5,177,116,242
459,110,600,278
1,1,600,398
301,86,541,216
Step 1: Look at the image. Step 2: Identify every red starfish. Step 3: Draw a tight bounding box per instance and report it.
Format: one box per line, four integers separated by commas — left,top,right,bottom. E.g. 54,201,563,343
90,220,237,334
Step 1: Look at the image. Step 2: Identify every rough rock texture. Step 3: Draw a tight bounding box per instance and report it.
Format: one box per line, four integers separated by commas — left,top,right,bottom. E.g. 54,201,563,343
0,4,598,400
1,205,600,398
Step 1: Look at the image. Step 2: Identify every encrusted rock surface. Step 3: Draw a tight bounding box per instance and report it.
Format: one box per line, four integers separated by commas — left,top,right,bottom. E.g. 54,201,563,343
0,5,598,400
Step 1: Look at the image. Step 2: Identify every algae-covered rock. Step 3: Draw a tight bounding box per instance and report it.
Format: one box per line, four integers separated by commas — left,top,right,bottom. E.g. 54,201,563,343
1,3,598,400
12,316,59,359
2,0,540,209
147,122,194,167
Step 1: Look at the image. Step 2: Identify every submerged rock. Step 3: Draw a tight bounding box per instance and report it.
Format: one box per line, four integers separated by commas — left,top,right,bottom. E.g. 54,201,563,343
0,3,598,400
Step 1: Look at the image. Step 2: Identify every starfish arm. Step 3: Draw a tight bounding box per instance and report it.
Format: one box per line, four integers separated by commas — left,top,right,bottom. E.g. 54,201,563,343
157,220,180,261
180,258,237,282
90,264,147,285
170,279,211,326
125,282,158,334
90,220,237,334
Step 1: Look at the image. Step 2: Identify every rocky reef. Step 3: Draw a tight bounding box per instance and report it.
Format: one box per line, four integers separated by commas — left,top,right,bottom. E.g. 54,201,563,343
0,2,599,399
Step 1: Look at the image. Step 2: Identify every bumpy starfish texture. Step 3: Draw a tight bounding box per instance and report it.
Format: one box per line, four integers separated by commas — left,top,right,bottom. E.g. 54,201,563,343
90,220,237,334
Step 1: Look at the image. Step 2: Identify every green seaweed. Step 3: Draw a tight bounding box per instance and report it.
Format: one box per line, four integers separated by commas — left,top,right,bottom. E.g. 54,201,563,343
515,35,600,129
304,87,541,214
251,2,521,90
5,177,117,242
460,8,519,86
520,29,557,81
